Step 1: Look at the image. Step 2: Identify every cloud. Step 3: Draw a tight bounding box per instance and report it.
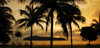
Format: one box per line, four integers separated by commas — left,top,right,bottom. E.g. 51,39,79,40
91,9,100,18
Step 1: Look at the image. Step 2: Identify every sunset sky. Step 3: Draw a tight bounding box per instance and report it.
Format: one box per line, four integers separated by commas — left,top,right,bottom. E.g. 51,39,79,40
4,0,100,45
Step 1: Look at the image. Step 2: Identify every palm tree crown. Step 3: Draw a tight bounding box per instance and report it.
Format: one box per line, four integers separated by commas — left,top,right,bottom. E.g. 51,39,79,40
16,5,45,29
91,19,100,35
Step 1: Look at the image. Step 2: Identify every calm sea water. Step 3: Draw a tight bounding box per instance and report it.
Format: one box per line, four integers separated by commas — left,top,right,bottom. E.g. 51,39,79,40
0,40,100,45
7,40,99,45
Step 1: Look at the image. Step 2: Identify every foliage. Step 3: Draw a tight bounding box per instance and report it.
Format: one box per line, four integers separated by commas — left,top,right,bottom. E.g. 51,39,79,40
80,26,98,41
16,5,45,30
0,0,15,44
15,31,23,38
91,19,100,35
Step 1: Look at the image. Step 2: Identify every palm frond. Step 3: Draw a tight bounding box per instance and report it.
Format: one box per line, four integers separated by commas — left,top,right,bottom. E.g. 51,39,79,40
91,23,96,27
0,0,7,6
61,23,69,40
33,4,48,17
17,23,27,30
19,10,30,18
73,20,80,29
37,20,46,23
17,0,27,3
93,19,99,24
7,31,13,36
25,5,31,13
74,15,86,23
2,12,15,20
36,22,44,30
26,20,35,28
0,7,12,13
16,18,29,25
46,10,52,32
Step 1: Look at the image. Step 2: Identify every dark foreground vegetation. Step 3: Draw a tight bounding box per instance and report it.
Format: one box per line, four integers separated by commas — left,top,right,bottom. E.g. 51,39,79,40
0,45,100,48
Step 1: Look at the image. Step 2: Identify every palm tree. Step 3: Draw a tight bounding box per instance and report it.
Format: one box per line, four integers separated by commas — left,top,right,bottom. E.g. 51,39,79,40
91,19,100,35
15,31,23,45
16,5,45,48
56,4,85,48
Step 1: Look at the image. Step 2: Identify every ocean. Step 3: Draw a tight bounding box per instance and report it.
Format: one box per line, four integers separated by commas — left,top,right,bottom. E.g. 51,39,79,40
6,40,99,45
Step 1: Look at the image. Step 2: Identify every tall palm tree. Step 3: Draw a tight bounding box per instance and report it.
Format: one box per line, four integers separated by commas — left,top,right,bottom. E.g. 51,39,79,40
56,4,86,48
16,5,45,48
15,31,23,45
91,19,100,35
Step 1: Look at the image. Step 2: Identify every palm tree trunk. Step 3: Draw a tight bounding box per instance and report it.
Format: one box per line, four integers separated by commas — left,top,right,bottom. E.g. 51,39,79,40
69,23,73,48
30,25,33,48
50,9,54,48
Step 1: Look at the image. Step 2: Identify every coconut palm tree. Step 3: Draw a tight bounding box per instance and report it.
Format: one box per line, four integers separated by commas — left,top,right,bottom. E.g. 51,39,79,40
91,19,100,35
15,31,23,45
16,5,46,48
56,5,85,48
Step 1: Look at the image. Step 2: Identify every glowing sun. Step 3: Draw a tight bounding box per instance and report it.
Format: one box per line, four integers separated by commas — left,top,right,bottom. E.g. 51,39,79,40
56,36,60,38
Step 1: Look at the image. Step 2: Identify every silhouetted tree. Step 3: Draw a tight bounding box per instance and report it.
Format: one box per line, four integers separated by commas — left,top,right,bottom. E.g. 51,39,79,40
15,31,22,45
56,5,85,48
0,5,15,48
16,5,45,48
80,26,98,45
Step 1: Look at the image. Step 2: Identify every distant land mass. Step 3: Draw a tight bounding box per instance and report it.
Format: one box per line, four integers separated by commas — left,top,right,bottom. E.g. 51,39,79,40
23,36,66,40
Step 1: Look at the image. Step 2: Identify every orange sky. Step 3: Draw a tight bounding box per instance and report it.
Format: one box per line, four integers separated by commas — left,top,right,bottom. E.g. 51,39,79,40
4,0,100,44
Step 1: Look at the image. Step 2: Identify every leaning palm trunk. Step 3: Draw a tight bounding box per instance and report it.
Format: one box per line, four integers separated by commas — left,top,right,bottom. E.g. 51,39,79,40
30,25,33,48
69,23,73,48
